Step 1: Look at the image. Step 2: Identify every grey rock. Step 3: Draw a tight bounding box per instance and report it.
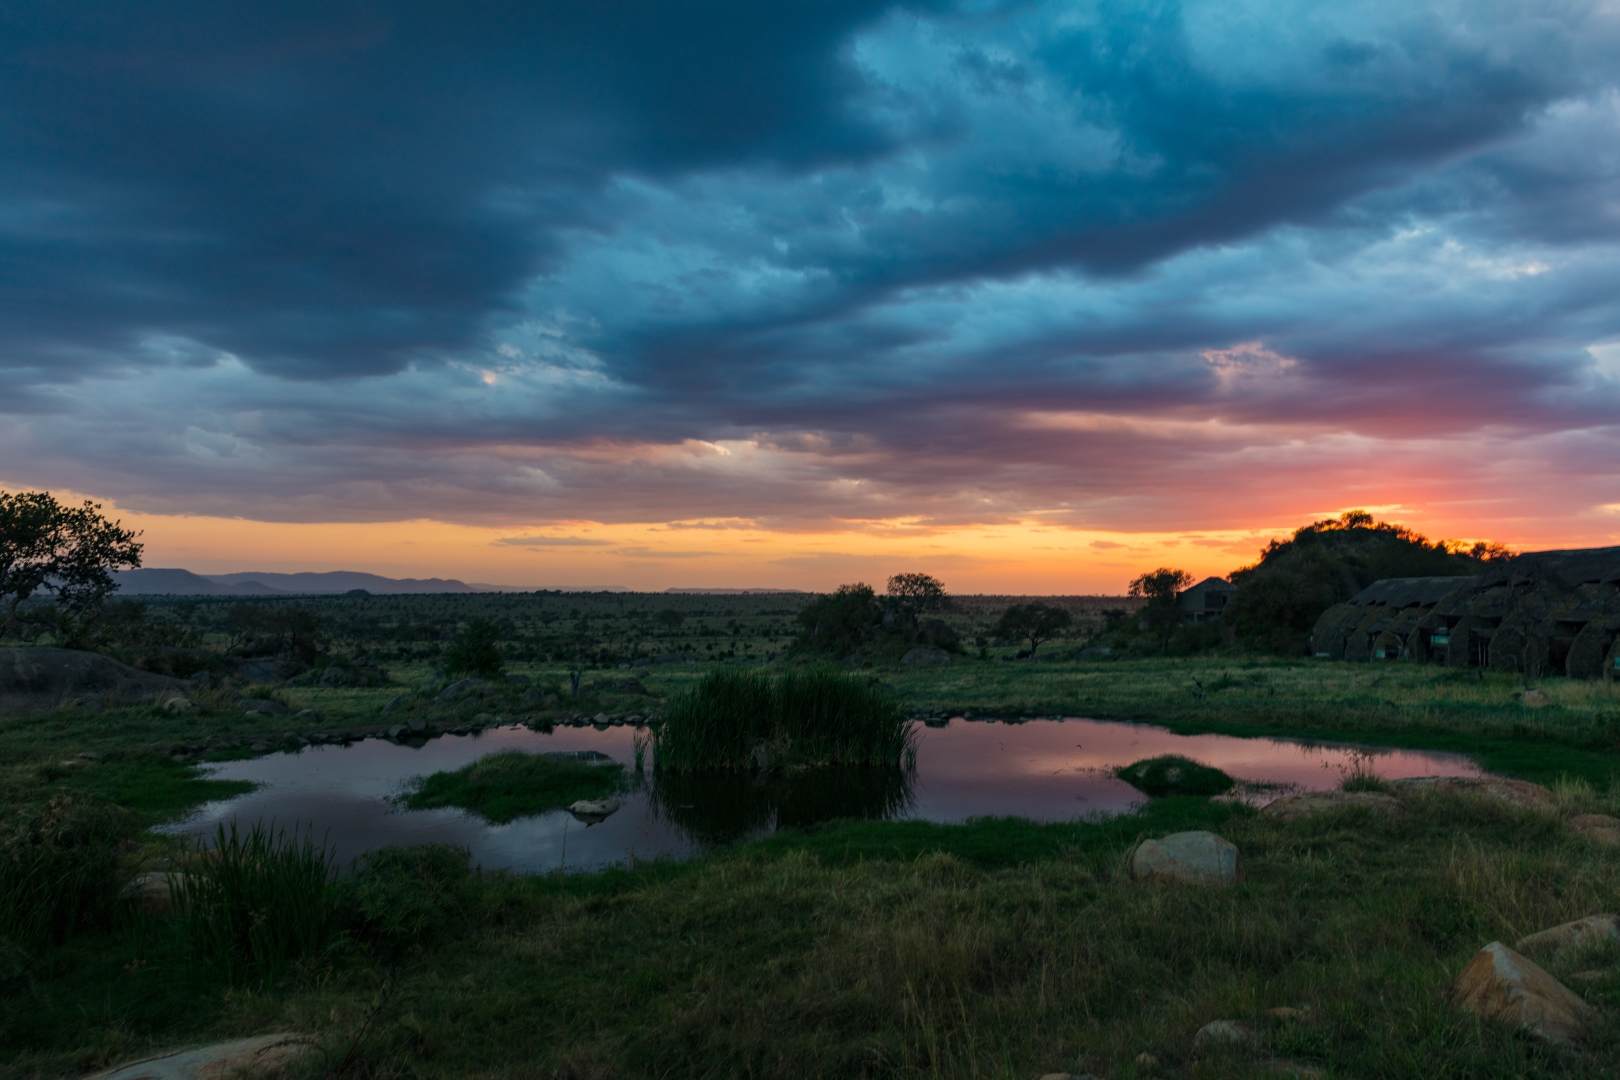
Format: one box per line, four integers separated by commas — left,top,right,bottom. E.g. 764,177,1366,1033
407,717,427,733
1193,1020,1255,1051
901,647,951,666
318,666,347,687
295,708,320,722
382,693,411,712
438,678,491,700
249,741,271,753
240,697,290,716
387,724,408,739
162,696,195,714
82,1032,315,1080
0,646,191,714
1515,914,1620,958
1131,831,1243,886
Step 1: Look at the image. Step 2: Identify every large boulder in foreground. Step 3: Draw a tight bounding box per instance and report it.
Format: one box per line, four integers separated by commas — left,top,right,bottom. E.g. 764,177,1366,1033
83,1033,313,1080
1260,790,1403,821
0,647,189,715
1131,830,1243,886
1388,776,1556,812
1452,942,1592,1044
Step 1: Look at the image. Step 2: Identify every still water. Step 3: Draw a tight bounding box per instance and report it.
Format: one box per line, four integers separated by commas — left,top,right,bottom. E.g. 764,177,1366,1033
166,717,1485,874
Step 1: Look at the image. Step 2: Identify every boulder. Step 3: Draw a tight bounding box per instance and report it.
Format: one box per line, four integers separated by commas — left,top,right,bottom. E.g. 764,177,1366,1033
1260,790,1402,821
0,647,191,715
227,657,306,683
438,678,491,700
1568,813,1620,846
901,647,952,666
1388,776,1556,812
162,696,195,714
382,693,410,713
82,1033,314,1080
386,724,408,739
1451,941,1591,1044
1192,1019,1254,1051
407,717,427,733
568,798,622,821
318,666,347,687
240,698,290,716
1131,831,1243,886
1515,914,1620,958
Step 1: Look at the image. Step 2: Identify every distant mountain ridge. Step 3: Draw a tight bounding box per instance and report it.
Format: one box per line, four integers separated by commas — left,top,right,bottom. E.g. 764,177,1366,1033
114,568,480,595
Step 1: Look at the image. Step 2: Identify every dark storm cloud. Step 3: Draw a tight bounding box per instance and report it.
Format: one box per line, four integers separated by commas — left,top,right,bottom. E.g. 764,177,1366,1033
3,0,1620,534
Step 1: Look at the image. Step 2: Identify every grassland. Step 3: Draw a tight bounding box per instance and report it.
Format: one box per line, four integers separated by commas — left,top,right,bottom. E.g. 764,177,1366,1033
4,590,1620,1078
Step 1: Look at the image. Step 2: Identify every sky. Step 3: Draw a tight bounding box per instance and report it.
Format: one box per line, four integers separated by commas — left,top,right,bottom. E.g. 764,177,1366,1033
4,0,1620,592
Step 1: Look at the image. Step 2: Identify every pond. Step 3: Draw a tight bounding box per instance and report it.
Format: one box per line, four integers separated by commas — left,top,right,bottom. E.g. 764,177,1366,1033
165,717,1486,873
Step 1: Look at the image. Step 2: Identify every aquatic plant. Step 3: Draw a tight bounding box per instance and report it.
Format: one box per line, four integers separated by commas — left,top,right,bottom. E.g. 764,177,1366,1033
650,765,916,844
654,665,913,772
403,750,626,823
0,796,129,952
1116,755,1235,798
171,821,339,976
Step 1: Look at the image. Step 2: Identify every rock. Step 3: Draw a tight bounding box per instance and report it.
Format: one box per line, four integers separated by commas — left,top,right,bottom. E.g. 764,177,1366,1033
594,712,609,724
249,742,271,753
1568,813,1620,846
382,693,410,713
295,708,320,721
1192,1019,1254,1051
568,798,622,821
438,678,491,700
0,646,192,715
901,647,952,666
1451,941,1592,1044
1515,914,1620,958
119,871,186,914
407,717,427,733
82,1032,314,1080
240,698,290,716
162,696,195,714
1521,689,1552,707
1260,790,1402,821
1131,831,1243,886
318,666,347,687
1133,1052,1160,1070
386,724,407,739
1388,776,1556,812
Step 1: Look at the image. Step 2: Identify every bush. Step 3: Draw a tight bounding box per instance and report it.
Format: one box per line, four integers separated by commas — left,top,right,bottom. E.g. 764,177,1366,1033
1115,756,1234,798
341,844,476,954
0,797,131,952
172,822,339,976
655,666,912,772
794,584,882,656
444,618,505,678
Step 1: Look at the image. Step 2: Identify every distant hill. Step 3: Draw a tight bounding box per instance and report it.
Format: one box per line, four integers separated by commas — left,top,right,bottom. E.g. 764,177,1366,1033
664,588,809,594
113,568,477,595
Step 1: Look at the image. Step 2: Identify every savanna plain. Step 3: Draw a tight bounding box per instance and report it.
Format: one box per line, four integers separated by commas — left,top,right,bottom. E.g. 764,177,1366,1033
6,591,1620,1080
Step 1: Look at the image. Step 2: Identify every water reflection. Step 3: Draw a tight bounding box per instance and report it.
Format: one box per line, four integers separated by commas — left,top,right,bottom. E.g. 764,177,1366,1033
167,716,1488,874
648,766,916,844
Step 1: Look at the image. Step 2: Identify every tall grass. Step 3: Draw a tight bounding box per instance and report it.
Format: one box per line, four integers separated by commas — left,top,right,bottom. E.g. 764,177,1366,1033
0,796,130,952
655,666,913,772
172,821,339,976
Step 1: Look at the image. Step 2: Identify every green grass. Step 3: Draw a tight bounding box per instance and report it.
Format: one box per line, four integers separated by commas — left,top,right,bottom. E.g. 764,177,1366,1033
1116,754,1236,797
401,750,627,823
655,665,913,771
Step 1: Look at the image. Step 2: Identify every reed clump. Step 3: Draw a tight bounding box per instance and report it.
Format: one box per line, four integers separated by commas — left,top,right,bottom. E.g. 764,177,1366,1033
655,666,913,772
171,821,339,975
0,796,130,952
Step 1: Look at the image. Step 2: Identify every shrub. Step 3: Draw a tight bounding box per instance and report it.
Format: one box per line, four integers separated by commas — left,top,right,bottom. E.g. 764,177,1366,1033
444,618,505,678
0,797,131,952
171,822,339,976
794,584,882,656
341,844,475,953
1115,755,1234,798
655,667,776,771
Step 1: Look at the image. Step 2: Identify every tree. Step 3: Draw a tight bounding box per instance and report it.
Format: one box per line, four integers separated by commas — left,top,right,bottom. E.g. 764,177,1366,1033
444,618,505,678
1127,568,1194,605
885,572,947,626
795,583,882,655
654,608,686,631
1,490,143,640
994,603,1072,657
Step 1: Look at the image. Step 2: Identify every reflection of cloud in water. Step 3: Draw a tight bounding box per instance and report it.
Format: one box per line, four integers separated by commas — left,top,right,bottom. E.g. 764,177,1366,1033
168,718,1486,874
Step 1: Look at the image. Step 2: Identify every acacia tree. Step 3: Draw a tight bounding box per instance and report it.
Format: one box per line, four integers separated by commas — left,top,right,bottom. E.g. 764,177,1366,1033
1128,567,1194,653
994,603,1072,657
885,572,947,627
1,490,143,640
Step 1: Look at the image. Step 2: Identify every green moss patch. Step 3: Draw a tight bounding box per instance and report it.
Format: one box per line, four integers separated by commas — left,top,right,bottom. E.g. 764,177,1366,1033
1116,754,1235,797
402,750,626,823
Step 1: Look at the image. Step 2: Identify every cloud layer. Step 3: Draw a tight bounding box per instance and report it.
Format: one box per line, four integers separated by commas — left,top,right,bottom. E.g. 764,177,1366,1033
5,0,1620,561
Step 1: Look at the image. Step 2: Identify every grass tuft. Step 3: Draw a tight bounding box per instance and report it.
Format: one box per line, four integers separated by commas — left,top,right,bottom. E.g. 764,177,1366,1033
656,665,912,772
402,750,626,823
171,821,339,976
0,796,130,952
1116,754,1235,797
